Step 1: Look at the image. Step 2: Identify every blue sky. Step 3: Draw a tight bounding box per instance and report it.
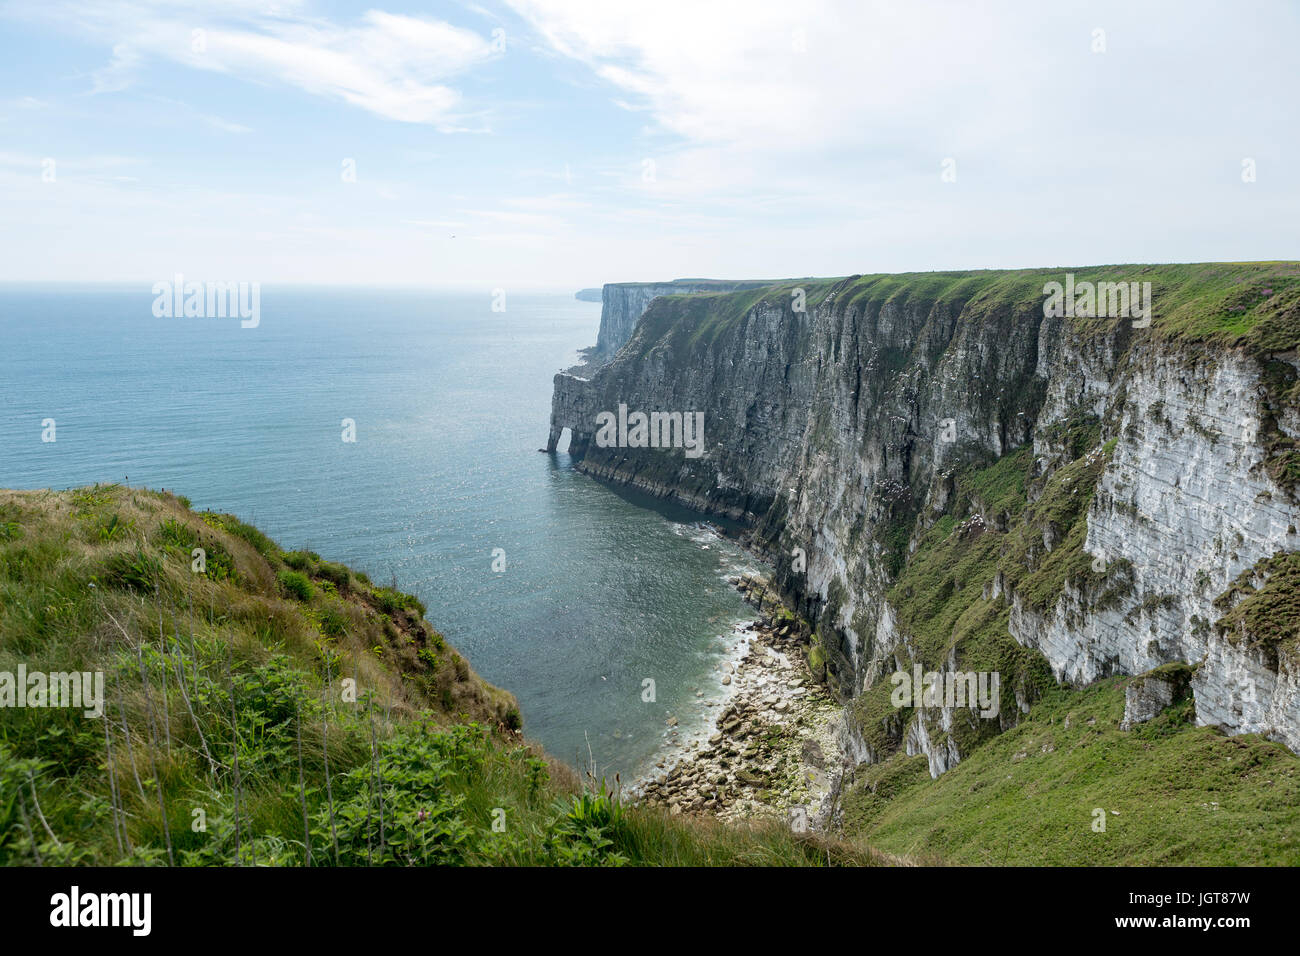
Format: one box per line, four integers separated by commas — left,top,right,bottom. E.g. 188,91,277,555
1,0,1297,288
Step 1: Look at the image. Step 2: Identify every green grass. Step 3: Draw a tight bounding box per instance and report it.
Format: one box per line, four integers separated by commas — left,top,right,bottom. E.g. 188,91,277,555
0,485,876,867
1214,552,1300,653
589,263,1300,865
837,414,1300,865
277,569,315,602
871,439,1107,744
10,480,1294,866
842,678,1300,865
627,262,1300,364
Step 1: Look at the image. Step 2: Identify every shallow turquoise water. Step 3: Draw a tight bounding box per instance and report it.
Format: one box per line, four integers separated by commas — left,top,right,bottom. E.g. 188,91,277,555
0,285,760,778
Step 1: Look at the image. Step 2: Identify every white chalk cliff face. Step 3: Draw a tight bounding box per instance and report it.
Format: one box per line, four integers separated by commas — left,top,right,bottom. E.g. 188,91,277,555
594,284,699,359
592,280,772,360
1012,345,1300,752
550,269,1300,772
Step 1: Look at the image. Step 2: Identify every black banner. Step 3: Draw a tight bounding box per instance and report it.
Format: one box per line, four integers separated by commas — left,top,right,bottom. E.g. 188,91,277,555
0,866,1282,942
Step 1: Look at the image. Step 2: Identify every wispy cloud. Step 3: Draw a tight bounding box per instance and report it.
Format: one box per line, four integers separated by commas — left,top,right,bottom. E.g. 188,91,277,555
140,95,252,133
199,113,251,134
1,0,1297,286
0,151,141,172
5,1,502,127
89,41,140,93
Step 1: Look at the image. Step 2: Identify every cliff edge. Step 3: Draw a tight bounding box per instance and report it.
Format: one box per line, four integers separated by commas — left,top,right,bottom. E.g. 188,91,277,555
549,264,1300,776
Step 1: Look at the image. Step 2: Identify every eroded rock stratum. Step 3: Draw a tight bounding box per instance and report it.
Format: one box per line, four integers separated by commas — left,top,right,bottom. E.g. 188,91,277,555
550,265,1300,776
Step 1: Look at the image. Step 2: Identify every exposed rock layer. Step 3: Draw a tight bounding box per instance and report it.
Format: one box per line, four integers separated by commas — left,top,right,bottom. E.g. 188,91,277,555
593,280,776,360
550,266,1300,767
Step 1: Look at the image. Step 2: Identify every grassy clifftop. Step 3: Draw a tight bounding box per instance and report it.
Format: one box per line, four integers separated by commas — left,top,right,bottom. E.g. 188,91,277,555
630,261,1300,353
0,485,873,866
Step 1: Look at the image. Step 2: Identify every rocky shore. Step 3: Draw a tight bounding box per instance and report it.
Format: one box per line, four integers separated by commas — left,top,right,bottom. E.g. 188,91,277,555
629,574,851,831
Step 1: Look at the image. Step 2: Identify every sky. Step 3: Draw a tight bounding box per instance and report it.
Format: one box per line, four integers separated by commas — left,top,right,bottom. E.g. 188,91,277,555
0,0,1297,289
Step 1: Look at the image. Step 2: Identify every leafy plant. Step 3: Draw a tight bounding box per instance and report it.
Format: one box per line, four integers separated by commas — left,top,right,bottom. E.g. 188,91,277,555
156,518,197,549
100,549,163,592
97,513,136,542
312,723,492,866
544,779,629,867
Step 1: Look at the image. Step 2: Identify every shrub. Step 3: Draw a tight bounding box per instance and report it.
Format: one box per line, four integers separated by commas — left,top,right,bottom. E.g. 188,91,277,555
97,514,135,542
282,550,318,572
70,484,120,517
317,561,352,594
201,544,237,582
278,570,314,602
312,724,491,866
545,785,629,867
203,512,277,557
158,520,235,580
374,587,426,619
227,518,277,557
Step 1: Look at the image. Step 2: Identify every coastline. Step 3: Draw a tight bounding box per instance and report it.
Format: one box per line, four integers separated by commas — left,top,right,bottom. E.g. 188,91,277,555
628,571,852,832
543,461,854,833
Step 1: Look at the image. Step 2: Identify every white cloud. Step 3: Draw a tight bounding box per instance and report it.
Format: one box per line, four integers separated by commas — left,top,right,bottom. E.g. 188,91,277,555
503,0,1300,278
502,0,1053,208
505,0,976,150
501,193,591,212
89,41,140,93
199,113,252,134
5,1,501,126
2,0,1297,286
192,13,494,125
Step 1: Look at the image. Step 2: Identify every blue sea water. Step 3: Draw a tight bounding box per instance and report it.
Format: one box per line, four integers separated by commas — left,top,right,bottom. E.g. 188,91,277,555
0,285,761,780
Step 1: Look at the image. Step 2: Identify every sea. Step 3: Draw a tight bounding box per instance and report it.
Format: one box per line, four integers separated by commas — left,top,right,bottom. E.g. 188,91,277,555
0,284,764,780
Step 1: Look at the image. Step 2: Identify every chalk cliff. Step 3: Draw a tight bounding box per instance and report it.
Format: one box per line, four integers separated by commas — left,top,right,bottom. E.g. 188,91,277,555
549,265,1300,773
591,280,778,361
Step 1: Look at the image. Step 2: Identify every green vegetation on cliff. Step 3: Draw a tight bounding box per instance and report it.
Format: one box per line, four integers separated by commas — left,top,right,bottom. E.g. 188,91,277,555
853,425,1112,759
1214,551,1300,653
841,678,1300,865
568,261,1300,866
0,485,874,867
634,261,1300,358
836,416,1300,865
